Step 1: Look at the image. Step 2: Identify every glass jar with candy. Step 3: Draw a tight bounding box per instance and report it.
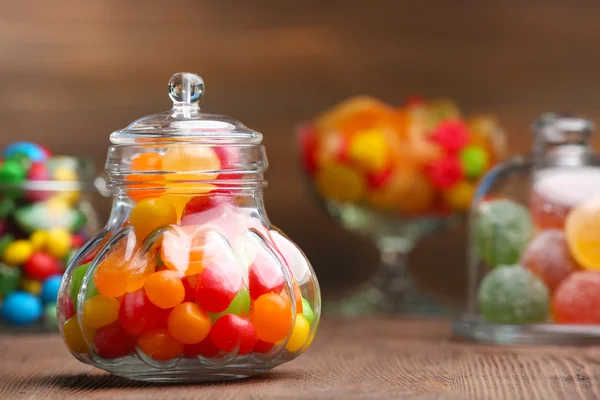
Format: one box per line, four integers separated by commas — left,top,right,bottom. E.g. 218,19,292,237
0,143,102,331
454,114,600,344
57,73,320,382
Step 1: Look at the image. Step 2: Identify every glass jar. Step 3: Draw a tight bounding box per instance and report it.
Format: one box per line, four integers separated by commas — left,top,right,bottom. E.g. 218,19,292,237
0,154,103,331
454,114,600,344
57,73,321,382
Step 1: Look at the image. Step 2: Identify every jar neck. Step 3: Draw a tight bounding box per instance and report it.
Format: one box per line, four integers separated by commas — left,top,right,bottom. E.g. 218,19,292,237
532,115,594,168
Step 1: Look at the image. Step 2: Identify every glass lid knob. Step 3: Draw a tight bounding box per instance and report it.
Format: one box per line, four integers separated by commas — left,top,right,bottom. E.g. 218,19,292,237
534,114,594,145
168,72,204,107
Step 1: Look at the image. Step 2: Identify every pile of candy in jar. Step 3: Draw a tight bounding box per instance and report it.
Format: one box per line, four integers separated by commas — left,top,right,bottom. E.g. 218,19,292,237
0,142,89,327
475,167,600,324
298,96,506,215
62,148,317,362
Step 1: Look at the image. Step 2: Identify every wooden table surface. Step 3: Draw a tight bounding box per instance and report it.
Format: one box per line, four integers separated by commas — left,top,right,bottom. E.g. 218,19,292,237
1,318,600,400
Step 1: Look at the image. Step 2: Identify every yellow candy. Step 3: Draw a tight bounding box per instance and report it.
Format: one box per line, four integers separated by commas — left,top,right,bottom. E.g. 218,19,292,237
3,240,34,266
282,314,310,353
129,197,177,241
347,129,389,172
46,228,72,259
162,145,220,181
565,199,600,271
160,183,216,220
53,166,78,181
63,316,94,354
21,278,42,295
30,230,49,251
315,164,365,202
443,181,476,212
82,294,120,329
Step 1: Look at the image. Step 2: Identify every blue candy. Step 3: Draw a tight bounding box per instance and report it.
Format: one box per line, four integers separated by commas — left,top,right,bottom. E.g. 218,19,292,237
3,142,48,162
1,291,43,325
40,275,62,303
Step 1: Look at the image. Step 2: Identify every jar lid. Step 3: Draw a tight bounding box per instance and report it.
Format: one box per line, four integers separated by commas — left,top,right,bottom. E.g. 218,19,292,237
110,73,262,145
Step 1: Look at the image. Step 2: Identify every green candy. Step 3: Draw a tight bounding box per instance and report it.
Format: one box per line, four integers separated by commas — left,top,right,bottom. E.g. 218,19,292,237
0,234,15,258
0,263,21,295
475,199,534,267
478,265,549,324
209,288,251,322
15,202,86,233
0,198,16,219
0,160,26,198
301,298,315,326
70,262,97,310
460,145,489,179
9,153,32,172
44,303,58,328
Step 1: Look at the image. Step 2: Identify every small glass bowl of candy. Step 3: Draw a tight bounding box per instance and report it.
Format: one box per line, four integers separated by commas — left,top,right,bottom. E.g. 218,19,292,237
297,96,506,315
0,145,104,331
57,73,320,382
454,114,600,345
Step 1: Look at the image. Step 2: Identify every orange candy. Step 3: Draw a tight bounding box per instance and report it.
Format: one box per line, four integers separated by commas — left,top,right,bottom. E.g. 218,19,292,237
137,328,184,361
126,152,165,202
160,225,206,276
144,270,185,309
94,234,153,298
129,197,177,241
251,293,293,343
167,302,212,344
162,145,220,181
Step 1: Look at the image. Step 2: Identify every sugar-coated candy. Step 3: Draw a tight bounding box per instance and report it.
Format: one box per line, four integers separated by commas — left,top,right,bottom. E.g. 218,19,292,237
195,265,242,313
144,270,185,309
40,275,62,303
315,164,365,202
63,317,93,354
251,293,293,343
425,156,464,190
167,302,212,344
119,289,163,336
467,115,507,164
209,287,251,321
183,336,220,359
314,130,349,168
46,228,72,259
478,265,550,324
138,328,184,361
347,128,389,172
94,322,136,359
3,240,34,266
44,303,58,327
565,198,600,271
3,142,48,162
283,314,310,353
459,145,489,179
475,199,534,267
21,278,42,295
1,291,43,325
552,271,600,324
129,197,177,241
24,252,62,280
429,119,469,154
443,181,476,212
0,263,21,295
301,298,315,326
210,314,257,355
367,169,433,214
83,294,120,329
520,230,578,291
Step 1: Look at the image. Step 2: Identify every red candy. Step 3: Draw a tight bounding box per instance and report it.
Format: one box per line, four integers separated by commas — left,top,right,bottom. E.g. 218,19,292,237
94,323,136,359
195,265,241,313
118,289,163,336
71,234,87,249
425,157,463,189
253,339,275,354
248,255,285,300
430,119,469,154
181,195,231,220
297,124,318,176
210,314,257,355
365,164,394,190
24,252,62,280
214,146,244,181
552,272,600,324
25,162,52,201
182,277,197,303
183,336,220,359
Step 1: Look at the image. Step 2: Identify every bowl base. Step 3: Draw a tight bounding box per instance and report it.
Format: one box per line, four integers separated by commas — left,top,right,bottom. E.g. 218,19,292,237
454,318,600,345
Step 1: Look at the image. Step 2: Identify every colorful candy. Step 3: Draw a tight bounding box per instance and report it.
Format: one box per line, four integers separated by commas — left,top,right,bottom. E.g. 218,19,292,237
167,302,212,344
119,289,163,336
552,272,600,324
94,323,136,359
138,328,184,361
144,270,185,309
251,293,293,343
210,314,257,355
478,265,550,324
1,291,43,325
565,198,600,271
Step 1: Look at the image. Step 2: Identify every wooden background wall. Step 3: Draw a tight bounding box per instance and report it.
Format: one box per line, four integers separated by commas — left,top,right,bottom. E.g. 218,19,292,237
1,0,600,305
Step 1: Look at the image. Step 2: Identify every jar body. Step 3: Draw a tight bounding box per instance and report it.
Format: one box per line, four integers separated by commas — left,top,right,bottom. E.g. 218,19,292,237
456,138,600,344
0,175,101,331
57,186,321,381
